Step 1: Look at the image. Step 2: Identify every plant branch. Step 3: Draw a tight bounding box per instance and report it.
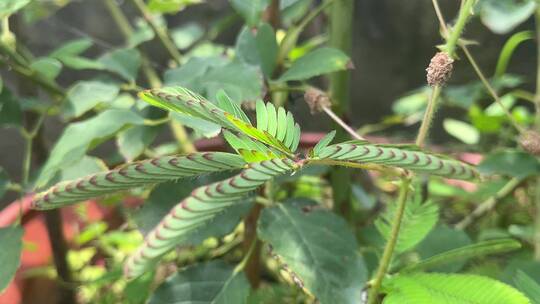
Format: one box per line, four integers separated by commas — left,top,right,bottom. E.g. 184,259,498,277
130,0,182,65
415,85,441,147
455,177,522,230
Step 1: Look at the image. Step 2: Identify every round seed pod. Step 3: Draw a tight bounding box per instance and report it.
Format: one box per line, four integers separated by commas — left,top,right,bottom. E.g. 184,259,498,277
426,52,454,86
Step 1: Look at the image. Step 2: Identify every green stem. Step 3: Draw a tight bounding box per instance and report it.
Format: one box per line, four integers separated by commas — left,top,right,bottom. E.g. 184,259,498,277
415,85,441,147
103,0,162,88
455,177,522,230
534,7,540,260
130,0,182,65
327,0,354,220
367,178,411,304
444,0,475,56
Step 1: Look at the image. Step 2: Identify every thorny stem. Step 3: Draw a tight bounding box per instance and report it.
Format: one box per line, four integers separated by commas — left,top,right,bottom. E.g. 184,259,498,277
368,1,476,302
130,0,182,65
367,178,411,304
415,85,441,148
455,177,522,230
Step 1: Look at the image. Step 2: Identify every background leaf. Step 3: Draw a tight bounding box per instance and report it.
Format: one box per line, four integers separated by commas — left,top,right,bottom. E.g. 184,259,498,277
229,0,270,26
415,225,472,272
479,0,537,34
383,273,530,304
278,47,351,81
148,260,250,304
258,200,367,304
478,150,540,178
0,226,23,293
443,119,480,145
514,270,540,304
65,80,120,118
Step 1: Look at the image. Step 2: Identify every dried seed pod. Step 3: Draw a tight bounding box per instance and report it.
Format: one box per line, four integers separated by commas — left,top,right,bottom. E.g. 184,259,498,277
520,130,540,156
426,52,454,86
304,87,331,114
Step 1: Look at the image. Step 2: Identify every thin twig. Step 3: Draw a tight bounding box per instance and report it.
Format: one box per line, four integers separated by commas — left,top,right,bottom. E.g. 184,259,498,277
455,177,522,229
322,107,365,140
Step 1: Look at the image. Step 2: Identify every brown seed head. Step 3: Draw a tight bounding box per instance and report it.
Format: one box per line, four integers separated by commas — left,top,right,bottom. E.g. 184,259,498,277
520,130,540,156
304,87,331,114
426,52,454,86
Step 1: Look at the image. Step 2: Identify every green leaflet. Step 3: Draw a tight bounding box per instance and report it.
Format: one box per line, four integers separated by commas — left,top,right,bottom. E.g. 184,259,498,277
376,198,439,254
382,273,530,304
31,152,246,210
140,87,301,155
315,142,479,180
124,158,301,279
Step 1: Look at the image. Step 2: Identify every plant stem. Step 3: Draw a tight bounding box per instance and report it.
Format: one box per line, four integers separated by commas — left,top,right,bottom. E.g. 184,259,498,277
170,120,196,153
103,0,162,88
415,85,441,148
322,106,365,140
130,0,182,65
367,178,411,304
327,0,354,219
533,7,540,260
455,177,522,230
444,0,475,56
242,204,263,287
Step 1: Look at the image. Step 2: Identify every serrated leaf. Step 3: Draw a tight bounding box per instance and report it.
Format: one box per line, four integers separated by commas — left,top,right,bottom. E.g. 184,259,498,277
0,226,23,293
514,271,540,304
149,260,250,304
258,200,367,304
383,273,531,304
216,89,250,123
279,47,351,82
376,197,438,254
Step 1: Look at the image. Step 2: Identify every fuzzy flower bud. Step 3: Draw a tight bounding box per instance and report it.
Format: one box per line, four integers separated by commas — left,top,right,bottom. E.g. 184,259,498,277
520,130,540,156
426,52,454,86
304,87,331,114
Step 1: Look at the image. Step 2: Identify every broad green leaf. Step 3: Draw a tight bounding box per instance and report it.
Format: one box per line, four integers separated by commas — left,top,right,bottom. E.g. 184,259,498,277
514,271,540,304
50,38,93,58
36,109,144,187
236,23,278,77
30,57,62,80
116,125,159,161
478,150,540,178
98,48,141,82
0,226,23,293
278,47,351,82
171,22,204,50
415,225,472,272
65,80,120,118
402,238,521,273
0,167,8,199
149,260,250,304
485,94,516,116
443,119,480,145
229,0,270,26
312,130,336,156
164,56,226,88
479,0,537,34
0,0,31,18
376,198,438,254
0,88,22,127
128,19,155,47
383,273,530,304
147,0,201,14
59,56,105,70
203,61,263,104
258,200,367,304
60,156,107,181
133,177,252,245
